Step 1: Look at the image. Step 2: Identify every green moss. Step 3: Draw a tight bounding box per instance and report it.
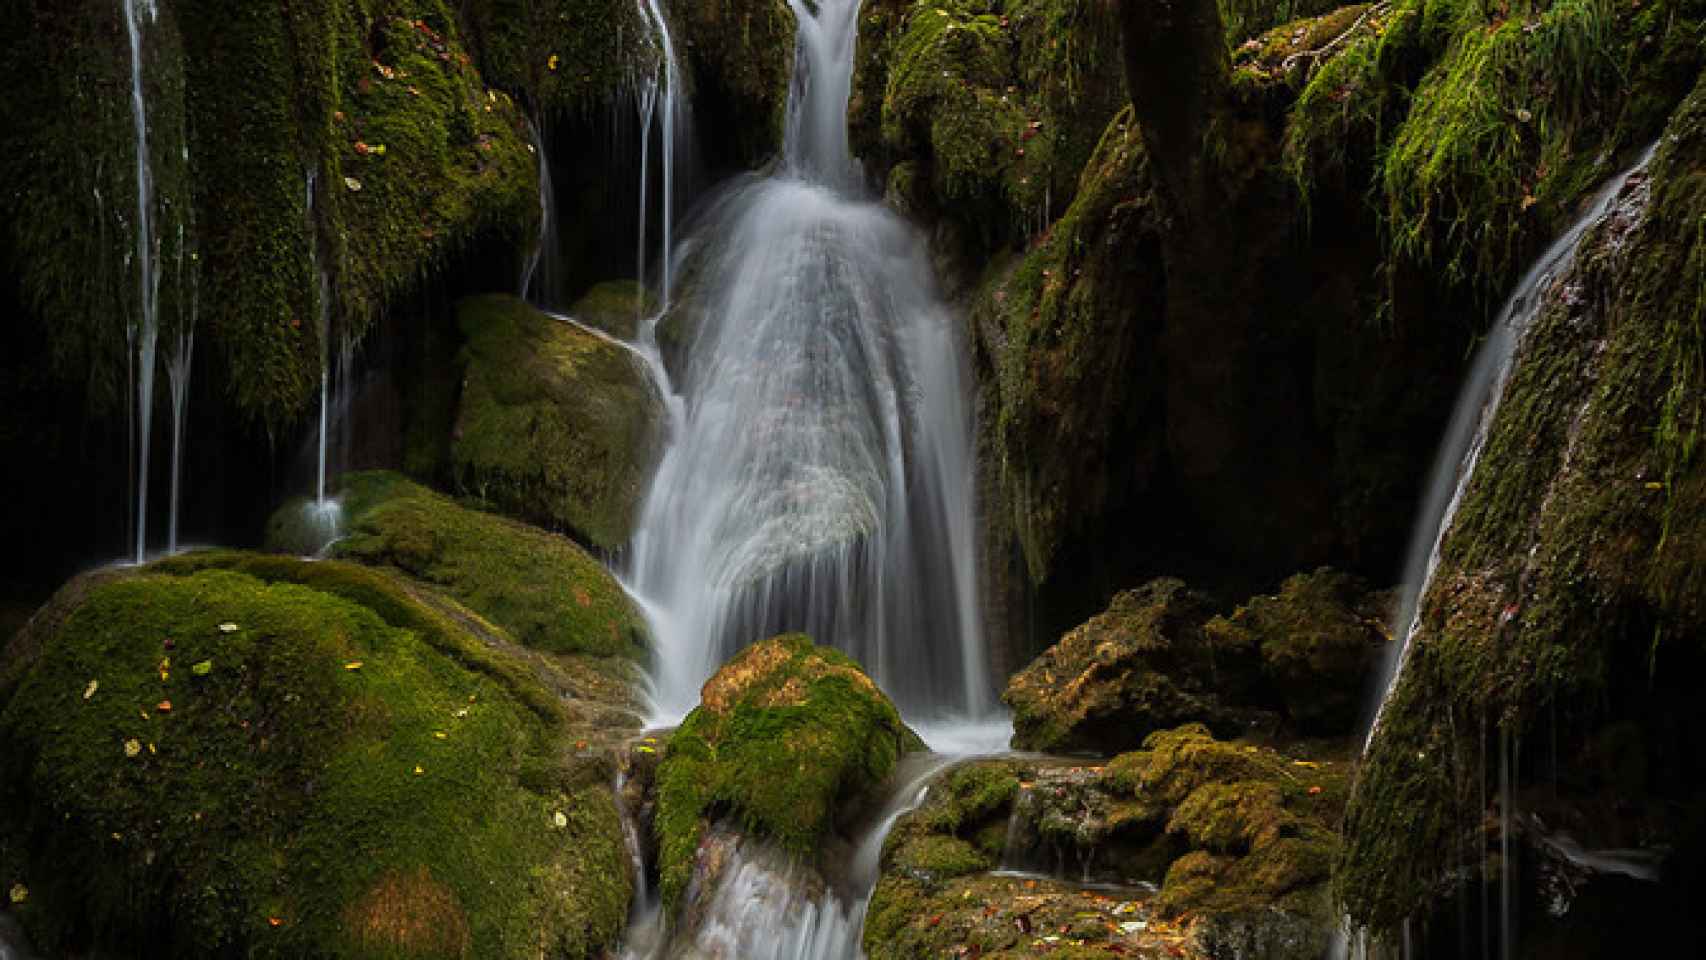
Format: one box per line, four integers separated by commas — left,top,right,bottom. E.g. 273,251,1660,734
891,835,993,880
569,279,655,341
450,294,662,549
1336,72,1706,938
652,634,920,906
0,556,629,959
275,470,646,659
855,0,1124,251
1220,0,1355,46
665,0,798,166
462,0,649,119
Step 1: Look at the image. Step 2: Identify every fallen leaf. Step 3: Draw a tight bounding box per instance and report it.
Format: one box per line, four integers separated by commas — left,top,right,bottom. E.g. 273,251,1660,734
1645,481,1665,490
547,53,560,71
413,765,424,776
8,884,25,904
1308,785,1323,795
84,679,99,700
218,623,239,634
552,811,569,829
159,657,171,682
344,177,363,192
192,660,213,676
433,731,447,740
268,917,284,928
156,700,172,713
344,661,364,671
124,739,142,758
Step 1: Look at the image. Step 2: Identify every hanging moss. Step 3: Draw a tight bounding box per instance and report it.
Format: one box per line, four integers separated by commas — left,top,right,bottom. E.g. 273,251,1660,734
0,554,631,959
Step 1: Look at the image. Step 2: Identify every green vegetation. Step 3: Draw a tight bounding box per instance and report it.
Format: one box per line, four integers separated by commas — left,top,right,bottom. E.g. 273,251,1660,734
569,280,655,341
665,0,798,166
0,554,630,959
270,470,647,659
653,634,921,907
450,295,663,549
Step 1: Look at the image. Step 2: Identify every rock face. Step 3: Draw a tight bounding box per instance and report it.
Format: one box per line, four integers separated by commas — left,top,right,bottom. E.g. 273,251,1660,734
1004,579,1265,754
865,725,1351,960
450,295,663,549
1005,571,1391,754
268,470,647,660
652,634,922,906
0,552,634,960
664,0,797,170
1337,72,1706,950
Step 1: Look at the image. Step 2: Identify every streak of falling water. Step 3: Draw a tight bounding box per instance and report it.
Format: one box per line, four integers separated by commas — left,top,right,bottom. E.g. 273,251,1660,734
305,170,333,505
626,0,989,722
124,0,161,564
165,328,192,554
635,0,682,308
519,116,562,307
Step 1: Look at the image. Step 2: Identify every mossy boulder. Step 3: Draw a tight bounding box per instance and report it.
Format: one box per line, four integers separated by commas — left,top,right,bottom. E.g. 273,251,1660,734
1003,579,1268,754
865,726,1351,960
462,0,649,118
451,294,663,549
268,471,646,660
653,634,922,906
1208,567,1391,736
1337,71,1706,944
568,280,655,342
850,0,1126,259
0,553,631,959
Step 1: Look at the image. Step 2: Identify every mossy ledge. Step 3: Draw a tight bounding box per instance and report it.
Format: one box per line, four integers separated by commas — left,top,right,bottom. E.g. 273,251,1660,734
0,552,630,959
652,634,923,907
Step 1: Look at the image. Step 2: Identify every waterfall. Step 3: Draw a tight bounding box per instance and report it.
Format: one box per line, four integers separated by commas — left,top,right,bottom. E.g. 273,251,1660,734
634,0,683,308
124,0,161,564
1362,142,1660,752
626,0,988,722
1337,142,1661,958
520,116,565,308
304,170,335,506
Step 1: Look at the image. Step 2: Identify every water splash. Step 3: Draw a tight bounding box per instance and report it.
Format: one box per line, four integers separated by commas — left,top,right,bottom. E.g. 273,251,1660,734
626,0,988,722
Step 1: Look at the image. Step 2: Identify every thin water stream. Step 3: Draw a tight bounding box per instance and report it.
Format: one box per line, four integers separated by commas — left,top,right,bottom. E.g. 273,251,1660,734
124,0,160,564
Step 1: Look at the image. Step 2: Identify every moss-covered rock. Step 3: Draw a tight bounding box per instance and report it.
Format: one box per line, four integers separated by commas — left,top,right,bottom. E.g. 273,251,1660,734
450,294,663,549
1337,71,1706,943
665,0,797,169
462,0,650,119
269,470,646,659
1003,579,1268,754
1209,567,1392,736
568,279,655,341
850,0,1126,261
0,553,631,959
865,726,1351,960
653,634,921,906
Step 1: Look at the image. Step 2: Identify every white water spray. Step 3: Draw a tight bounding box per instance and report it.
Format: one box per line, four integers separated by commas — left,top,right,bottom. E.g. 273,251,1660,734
124,0,161,564
627,0,988,723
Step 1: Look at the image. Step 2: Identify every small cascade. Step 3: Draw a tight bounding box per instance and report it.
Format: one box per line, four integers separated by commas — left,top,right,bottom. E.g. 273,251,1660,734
633,0,684,308
124,0,161,564
520,116,565,308
1362,142,1662,751
627,0,989,722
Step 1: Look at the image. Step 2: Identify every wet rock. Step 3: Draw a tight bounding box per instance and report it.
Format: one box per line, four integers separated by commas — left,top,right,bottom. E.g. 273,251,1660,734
568,280,655,342
653,634,923,906
0,553,632,959
1209,567,1391,736
450,294,664,549
1003,579,1269,754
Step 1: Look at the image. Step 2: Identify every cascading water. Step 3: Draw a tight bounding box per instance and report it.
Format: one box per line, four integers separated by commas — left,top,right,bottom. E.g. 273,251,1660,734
124,0,161,564
520,116,565,307
1337,142,1661,958
634,0,683,308
1363,142,1660,751
626,0,988,722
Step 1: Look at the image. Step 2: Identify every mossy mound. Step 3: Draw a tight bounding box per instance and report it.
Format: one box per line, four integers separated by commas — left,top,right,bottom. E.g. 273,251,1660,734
850,0,1126,256
1337,71,1706,941
269,470,646,660
1003,579,1267,754
653,634,922,906
451,294,663,549
569,280,655,342
0,553,630,959
665,0,797,168
463,0,650,118
865,727,1351,960
1208,568,1391,735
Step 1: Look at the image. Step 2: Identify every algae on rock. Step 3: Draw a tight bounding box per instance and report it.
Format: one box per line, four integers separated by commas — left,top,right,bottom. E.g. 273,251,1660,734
451,295,664,550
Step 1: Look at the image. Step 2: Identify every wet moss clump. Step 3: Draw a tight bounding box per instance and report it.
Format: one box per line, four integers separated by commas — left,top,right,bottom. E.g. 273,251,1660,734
653,634,922,907
0,554,631,959
1337,73,1706,939
450,294,664,550
269,470,647,659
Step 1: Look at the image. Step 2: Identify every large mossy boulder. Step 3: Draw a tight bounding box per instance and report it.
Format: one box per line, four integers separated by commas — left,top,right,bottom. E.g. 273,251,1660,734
0,553,631,960
864,725,1350,960
269,471,646,660
653,634,922,906
1003,579,1266,754
1337,72,1706,949
450,294,663,549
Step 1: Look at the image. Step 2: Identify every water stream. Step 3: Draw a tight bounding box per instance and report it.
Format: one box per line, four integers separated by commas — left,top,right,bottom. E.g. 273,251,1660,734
626,0,988,723
124,0,160,565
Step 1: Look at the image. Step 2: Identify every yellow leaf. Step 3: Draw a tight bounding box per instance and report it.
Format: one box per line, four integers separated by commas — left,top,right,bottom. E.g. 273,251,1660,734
547,54,560,71
8,883,26,904
84,679,99,700
433,731,448,740
124,739,142,758
413,765,424,776
344,661,363,671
